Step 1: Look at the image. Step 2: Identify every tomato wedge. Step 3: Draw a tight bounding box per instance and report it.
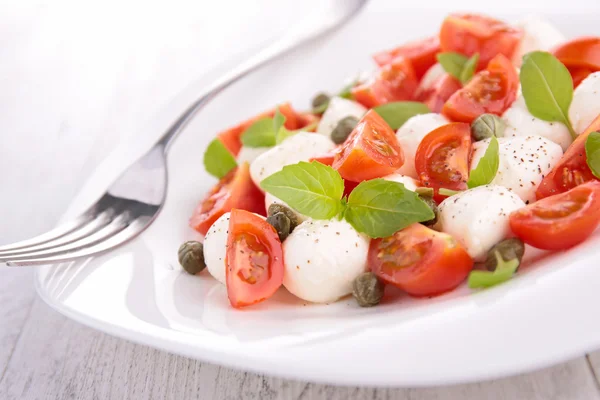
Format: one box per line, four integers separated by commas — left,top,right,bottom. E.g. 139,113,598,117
297,112,320,131
217,103,301,156
189,163,265,236
372,36,440,79
333,110,404,182
226,209,284,308
553,37,600,71
510,181,600,250
569,66,594,88
369,223,473,296
352,57,418,108
415,122,471,201
414,73,462,113
536,114,600,199
439,13,523,68
442,54,518,123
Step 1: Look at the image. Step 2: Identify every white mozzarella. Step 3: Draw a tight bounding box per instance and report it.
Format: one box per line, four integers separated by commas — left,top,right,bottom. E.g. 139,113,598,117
436,185,525,260
396,113,449,179
382,173,418,191
471,136,563,204
203,212,230,284
236,146,270,164
569,72,600,135
264,193,308,223
249,132,335,187
417,63,445,94
512,17,566,66
502,96,572,151
316,97,366,137
283,219,370,303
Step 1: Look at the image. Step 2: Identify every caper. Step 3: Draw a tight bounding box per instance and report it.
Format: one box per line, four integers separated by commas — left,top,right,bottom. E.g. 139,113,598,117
178,241,206,275
352,272,385,307
268,203,298,232
266,212,291,242
331,116,359,144
485,238,525,272
419,195,438,227
311,93,330,114
471,114,506,141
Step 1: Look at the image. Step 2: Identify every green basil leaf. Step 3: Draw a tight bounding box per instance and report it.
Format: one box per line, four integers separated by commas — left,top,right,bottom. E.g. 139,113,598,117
273,107,286,135
520,51,576,139
240,118,276,148
468,251,519,289
467,136,500,188
338,80,356,100
260,161,344,220
344,179,434,238
460,53,479,84
275,127,296,144
203,139,237,179
373,102,431,130
585,131,600,179
437,52,469,81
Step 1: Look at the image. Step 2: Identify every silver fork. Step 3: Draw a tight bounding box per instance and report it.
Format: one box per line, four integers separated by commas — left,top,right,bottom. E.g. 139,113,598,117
0,0,367,267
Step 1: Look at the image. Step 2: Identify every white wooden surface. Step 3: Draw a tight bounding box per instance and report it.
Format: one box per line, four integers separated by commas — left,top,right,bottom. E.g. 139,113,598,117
2,1,600,398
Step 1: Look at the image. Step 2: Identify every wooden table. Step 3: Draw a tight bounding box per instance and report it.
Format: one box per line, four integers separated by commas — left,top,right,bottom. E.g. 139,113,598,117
2,1,600,398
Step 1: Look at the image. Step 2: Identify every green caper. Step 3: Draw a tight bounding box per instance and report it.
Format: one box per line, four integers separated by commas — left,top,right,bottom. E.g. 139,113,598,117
311,93,330,114
331,116,359,144
268,203,299,232
178,241,206,275
352,272,385,307
485,238,525,272
419,195,438,227
471,114,506,141
266,212,291,242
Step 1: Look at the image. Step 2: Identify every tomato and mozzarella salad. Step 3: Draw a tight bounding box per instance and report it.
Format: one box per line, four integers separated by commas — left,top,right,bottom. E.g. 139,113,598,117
178,13,600,309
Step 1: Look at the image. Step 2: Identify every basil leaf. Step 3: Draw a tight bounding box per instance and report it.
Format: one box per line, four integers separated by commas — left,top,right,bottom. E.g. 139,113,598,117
585,132,600,179
273,107,286,135
468,251,519,289
437,52,469,81
467,136,500,188
338,81,356,100
275,127,296,144
345,179,434,238
240,118,276,148
460,53,479,84
260,161,344,220
520,51,576,139
373,102,431,130
203,139,237,179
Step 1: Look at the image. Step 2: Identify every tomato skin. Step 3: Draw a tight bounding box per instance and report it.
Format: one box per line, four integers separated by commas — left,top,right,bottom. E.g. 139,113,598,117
352,57,418,108
415,122,471,202
439,13,523,68
226,209,284,308
333,110,404,182
189,163,265,236
442,54,519,123
568,66,594,88
372,36,440,79
510,181,600,250
369,223,473,297
217,103,301,156
297,112,320,131
415,73,462,113
536,114,600,199
553,37,600,71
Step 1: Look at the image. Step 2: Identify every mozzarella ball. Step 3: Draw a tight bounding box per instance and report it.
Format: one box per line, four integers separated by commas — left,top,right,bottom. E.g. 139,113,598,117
471,136,563,204
236,146,270,164
382,173,418,191
396,113,449,178
569,72,600,134
283,219,369,303
316,97,366,137
264,193,308,223
417,63,445,94
502,96,572,151
512,17,566,66
249,132,335,187
436,185,525,260
203,212,230,284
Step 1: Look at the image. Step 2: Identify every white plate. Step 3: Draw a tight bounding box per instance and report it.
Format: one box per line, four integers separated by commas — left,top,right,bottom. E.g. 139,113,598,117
36,1,600,387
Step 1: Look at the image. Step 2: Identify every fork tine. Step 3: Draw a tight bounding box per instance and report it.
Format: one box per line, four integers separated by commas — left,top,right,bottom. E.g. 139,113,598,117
4,218,149,266
0,210,113,256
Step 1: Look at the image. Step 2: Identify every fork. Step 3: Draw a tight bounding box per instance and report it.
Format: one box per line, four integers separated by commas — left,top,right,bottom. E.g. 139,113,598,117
0,0,367,267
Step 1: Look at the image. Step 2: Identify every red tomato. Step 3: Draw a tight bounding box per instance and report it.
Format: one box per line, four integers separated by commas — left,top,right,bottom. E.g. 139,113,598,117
189,163,265,236
310,151,362,197
333,110,404,182
510,181,600,250
439,13,523,68
415,73,462,113
297,112,320,131
536,114,600,199
352,57,418,108
569,66,594,88
372,36,440,79
415,122,471,201
226,209,284,308
442,54,518,123
369,223,473,296
553,37,600,71
217,103,301,156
